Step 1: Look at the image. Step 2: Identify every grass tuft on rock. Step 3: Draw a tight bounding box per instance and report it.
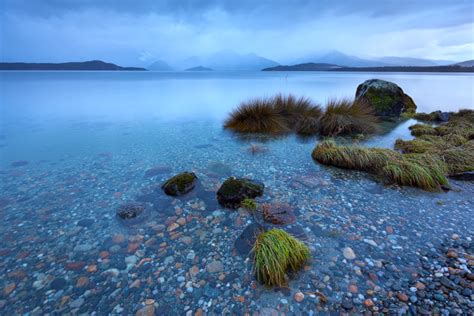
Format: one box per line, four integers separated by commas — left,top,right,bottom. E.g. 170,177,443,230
319,98,379,136
253,229,310,287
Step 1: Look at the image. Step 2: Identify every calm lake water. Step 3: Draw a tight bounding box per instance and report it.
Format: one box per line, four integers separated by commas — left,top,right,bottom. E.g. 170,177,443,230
0,71,473,314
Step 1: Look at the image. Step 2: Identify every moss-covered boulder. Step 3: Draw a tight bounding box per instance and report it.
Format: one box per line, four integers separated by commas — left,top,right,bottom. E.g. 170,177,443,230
162,172,197,196
355,79,416,117
217,177,264,209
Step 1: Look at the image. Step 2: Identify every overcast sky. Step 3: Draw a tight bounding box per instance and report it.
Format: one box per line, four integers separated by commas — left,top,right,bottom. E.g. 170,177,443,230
1,0,473,65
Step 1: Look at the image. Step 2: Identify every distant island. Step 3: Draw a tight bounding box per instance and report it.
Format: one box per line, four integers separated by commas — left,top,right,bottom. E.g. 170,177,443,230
185,66,214,71
263,62,474,73
0,60,146,71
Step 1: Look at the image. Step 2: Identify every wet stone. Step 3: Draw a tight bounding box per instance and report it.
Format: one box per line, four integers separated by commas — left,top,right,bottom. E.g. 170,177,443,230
262,203,296,225
116,202,146,219
216,177,264,209
161,172,197,196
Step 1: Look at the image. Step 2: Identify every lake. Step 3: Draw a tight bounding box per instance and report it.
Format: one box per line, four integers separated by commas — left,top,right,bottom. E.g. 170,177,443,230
0,71,473,314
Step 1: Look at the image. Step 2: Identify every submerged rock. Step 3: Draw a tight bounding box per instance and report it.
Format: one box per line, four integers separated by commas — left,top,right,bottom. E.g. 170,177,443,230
116,202,146,219
216,177,264,209
262,203,296,225
355,79,417,117
449,171,474,181
234,223,263,256
161,172,197,196
144,165,172,178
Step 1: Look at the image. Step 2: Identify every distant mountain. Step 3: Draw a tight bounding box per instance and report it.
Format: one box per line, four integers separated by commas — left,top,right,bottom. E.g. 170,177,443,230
174,50,279,71
0,60,146,71
293,50,387,67
455,60,474,67
292,50,458,68
375,56,455,67
263,63,343,71
148,60,173,71
185,66,213,71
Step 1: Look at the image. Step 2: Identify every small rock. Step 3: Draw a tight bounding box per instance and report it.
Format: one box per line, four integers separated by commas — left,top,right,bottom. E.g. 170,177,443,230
397,292,408,302
206,260,224,273
343,247,356,260
294,291,304,302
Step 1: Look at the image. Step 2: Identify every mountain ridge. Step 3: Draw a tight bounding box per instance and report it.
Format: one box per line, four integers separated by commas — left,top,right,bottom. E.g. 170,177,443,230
0,60,146,71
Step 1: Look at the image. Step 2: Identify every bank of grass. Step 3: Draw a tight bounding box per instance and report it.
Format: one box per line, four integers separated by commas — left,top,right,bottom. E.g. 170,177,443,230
312,109,474,191
224,95,379,137
253,229,310,287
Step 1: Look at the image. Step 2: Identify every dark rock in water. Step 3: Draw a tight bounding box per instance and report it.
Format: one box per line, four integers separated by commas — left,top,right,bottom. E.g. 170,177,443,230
11,160,29,167
262,203,296,225
77,218,95,227
144,165,172,178
449,171,474,181
217,177,264,209
234,223,263,256
116,202,146,219
50,278,67,290
161,172,197,196
355,79,417,117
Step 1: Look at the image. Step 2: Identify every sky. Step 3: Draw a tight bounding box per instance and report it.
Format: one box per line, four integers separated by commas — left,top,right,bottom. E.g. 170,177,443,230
1,0,473,66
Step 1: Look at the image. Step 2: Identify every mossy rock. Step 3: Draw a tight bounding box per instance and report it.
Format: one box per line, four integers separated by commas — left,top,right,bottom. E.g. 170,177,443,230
161,172,197,196
355,79,416,117
217,177,264,209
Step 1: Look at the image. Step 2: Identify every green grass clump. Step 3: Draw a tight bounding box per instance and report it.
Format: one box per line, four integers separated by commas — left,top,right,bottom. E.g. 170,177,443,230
241,198,257,211
409,123,437,136
440,140,474,175
253,229,310,287
381,154,448,191
224,94,321,134
312,139,396,171
319,98,379,136
312,140,450,191
394,138,438,154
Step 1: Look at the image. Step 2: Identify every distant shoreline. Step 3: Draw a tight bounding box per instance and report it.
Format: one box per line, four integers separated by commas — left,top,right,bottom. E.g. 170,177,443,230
0,60,146,71
263,63,474,73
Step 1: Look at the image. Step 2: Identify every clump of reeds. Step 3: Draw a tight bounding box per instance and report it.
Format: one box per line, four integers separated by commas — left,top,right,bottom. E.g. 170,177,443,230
319,98,379,136
253,228,310,287
224,94,321,134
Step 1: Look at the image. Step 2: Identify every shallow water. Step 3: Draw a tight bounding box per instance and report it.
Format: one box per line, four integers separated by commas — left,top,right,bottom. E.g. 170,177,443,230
0,71,473,314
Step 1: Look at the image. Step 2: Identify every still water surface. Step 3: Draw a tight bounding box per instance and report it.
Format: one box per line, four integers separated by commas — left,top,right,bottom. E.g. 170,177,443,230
0,71,472,314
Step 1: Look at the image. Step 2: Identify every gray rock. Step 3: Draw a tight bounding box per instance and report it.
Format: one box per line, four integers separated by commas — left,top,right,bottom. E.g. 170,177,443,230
206,260,224,273
355,79,417,117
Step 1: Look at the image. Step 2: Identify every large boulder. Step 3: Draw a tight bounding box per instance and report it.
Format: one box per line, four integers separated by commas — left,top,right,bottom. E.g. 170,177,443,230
217,177,264,209
161,172,197,196
355,79,416,117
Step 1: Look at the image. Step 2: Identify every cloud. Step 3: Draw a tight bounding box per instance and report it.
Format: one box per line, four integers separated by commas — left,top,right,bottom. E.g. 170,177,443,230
1,0,473,64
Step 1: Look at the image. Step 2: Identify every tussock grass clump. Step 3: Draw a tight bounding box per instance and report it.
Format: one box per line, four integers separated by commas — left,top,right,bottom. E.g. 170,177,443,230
253,229,310,287
312,140,450,191
312,139,396,171
409,123,437,136
224,94,321,134
394,139,435,154
381,154,448,191
441,140,474,175
224,98,288,133
319,98,379,136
